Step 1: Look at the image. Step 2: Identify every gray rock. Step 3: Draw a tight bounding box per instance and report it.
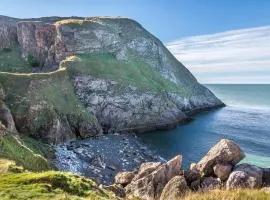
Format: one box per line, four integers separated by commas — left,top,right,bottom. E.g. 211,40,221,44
115,171,136,186
132,161,162,181
201,177,222,190
184,169,201,185
213,163,232,181
197,139,245,176
125,155,182,200
160,176,190,200
226,163,263,189
262,168,270,186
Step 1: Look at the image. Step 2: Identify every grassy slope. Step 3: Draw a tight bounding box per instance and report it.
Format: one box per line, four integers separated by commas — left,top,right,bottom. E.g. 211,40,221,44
0,46,32,73
0,169,118,200
62,54,186,94
0,134,52,171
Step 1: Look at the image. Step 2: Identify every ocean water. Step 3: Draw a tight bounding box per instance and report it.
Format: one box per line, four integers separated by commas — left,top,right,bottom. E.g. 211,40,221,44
138,84,270,168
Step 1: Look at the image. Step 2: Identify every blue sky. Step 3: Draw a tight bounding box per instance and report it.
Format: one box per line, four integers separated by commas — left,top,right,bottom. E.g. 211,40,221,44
1,0,270,83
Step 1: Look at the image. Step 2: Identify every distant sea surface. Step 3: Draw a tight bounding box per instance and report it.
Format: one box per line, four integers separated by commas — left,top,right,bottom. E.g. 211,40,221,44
138,84,270,168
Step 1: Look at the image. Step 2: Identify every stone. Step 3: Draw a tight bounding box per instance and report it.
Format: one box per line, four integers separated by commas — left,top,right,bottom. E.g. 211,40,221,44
160,176,190,200
201,177,222,190
262,168,270,186
100,184,126,198
184,169,201,185
226,163,263,189
115,171,136,186
190,163,197,170
190,179,201,191
213,163,232,181
132,162,162,181
197,139,245,176
125,155,182,200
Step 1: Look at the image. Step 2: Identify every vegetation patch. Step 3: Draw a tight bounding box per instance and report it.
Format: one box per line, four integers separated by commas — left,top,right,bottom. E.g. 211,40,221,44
0,46,32,73
0,170,118,200
62,53,186,94
0,134,52,171
182,189,270,200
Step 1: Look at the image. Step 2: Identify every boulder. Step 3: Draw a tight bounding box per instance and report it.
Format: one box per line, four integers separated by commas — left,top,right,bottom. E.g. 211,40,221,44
262,168,270,186
184,169,201,185
190,179,201,191
201,177,222,191
132,162,162,181
196,139,245,176
125,155,182,200
99,184,126,198
190,163,198,170
115,171,136,186
213,163,232,181
226,163,263,189
160,176,190,200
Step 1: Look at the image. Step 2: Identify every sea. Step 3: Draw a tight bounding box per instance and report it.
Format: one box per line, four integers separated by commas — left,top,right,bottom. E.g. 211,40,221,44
138,84,270,168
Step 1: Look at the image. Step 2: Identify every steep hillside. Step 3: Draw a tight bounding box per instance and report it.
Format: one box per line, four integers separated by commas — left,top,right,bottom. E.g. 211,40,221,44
0,15,224,143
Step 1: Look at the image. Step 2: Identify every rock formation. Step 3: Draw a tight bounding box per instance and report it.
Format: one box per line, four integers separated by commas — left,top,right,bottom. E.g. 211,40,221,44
114,139,270,200
0,15,223,143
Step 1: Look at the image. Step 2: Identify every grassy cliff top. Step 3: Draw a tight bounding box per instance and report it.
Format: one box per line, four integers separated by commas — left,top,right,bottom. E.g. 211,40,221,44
0,168,118,200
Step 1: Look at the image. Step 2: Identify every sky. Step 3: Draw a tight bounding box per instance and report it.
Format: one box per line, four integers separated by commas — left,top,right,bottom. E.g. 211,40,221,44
1,0,270,83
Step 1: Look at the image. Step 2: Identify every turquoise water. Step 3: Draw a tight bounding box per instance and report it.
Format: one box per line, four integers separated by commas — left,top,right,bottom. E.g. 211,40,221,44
138,84,270,168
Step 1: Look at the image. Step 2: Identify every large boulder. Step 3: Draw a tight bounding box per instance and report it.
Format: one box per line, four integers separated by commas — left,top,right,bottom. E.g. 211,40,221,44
160,176,190,200
226,163,263,189
262,168,270,186
196,139,245,176
132,162,162,181
125,155,182,200
213,163,232,181
201,177,222,191
115,171,136,186
184,169,201,185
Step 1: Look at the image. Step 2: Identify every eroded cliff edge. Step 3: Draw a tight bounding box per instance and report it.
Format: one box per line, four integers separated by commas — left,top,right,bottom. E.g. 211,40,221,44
0,15,224,143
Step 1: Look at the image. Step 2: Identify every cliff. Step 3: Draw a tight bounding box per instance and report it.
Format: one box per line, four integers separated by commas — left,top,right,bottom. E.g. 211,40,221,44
0,15,223,143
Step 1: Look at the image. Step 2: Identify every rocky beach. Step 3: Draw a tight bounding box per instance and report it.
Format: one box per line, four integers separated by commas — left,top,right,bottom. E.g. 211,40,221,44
53,133,163,185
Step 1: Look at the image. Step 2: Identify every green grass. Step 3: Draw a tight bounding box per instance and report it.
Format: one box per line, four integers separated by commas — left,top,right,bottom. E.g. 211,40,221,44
62,53,186,94
0,134,51,171
0,170,119,200
0,69,94,140
0,46,32,73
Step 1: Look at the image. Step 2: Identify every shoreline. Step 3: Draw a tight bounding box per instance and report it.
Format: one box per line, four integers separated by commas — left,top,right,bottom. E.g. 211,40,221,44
53,133,164,185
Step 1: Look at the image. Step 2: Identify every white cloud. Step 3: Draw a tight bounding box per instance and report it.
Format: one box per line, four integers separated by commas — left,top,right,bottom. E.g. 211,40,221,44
166,26,270,84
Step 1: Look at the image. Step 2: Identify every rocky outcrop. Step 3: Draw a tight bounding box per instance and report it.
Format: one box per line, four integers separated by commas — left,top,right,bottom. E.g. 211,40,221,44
0,88,17,133
160,176,189,200
125,155,182,200
115,171,136,186
113,139,269,199
0,15,224,143
196,139,245,176
226,164,263,189
213,163,232,181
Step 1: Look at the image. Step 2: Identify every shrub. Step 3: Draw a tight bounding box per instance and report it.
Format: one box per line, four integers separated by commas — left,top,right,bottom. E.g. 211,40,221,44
1,48,12,53
27,54,40,68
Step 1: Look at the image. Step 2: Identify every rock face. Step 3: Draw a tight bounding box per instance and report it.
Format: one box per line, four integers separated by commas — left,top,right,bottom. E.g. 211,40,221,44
0,88,17,133
213,163,232,181
115,171,136,186
196,139,245,176
125,155,182,200
226,164,263,189
160,176,190,200
0,15,223,143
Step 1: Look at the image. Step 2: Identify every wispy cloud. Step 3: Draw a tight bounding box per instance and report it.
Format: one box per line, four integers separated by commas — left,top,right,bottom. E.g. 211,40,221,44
166,26,270,84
